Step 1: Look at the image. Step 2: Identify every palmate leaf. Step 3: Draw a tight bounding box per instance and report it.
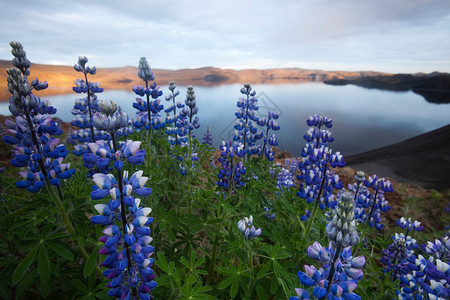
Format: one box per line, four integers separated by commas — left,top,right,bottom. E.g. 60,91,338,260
12,243,40,284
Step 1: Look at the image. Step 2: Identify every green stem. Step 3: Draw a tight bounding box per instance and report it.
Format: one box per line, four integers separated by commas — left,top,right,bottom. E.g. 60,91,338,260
83,72,96,143
207,238,218,285
245,239,255,297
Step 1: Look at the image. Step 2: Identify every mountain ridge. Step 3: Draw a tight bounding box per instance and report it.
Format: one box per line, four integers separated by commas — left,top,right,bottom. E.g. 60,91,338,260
0,60,388,101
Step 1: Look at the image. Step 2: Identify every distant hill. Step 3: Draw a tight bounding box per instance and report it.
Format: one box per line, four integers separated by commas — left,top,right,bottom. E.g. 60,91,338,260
0,60,387,101
324,73,450,103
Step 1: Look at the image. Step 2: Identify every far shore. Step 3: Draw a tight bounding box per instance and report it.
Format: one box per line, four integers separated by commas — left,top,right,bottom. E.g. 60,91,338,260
0,60,388,102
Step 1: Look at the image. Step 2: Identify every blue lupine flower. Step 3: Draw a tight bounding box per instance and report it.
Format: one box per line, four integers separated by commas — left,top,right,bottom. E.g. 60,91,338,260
164,81,185,145
4,41,75,192
237,215,261,240
217,141,246,189
380,232,418,281
395,250,450,300
233,83,263,155
292,243,365,300
297,115,345,227
71,56,104,146
202,125,213,146
397,217,424,233
91,167,156,299
292,187,365,300
258,111,280,160
132,57,165,137
422,236,450,261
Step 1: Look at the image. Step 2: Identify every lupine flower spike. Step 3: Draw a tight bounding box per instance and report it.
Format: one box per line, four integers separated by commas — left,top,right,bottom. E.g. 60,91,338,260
257,111,280,161
132,57,164,143
234,83,262,156
296,115,345,237
72,56,104,147
90,99,156,298
164,81,184,146
292,191,365,300
4,41,75,192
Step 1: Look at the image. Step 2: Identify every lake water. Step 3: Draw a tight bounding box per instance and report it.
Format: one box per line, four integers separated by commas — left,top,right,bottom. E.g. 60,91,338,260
1,82,449,157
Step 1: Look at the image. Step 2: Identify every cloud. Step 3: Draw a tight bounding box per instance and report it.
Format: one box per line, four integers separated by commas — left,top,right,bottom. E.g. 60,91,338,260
0,0,449,72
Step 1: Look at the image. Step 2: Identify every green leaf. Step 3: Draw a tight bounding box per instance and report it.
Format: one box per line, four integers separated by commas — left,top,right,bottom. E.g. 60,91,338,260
16,269,38,297
257,285,268,300
46,240,74,261
12,243,40,284
83,246,98,278
40,277,51,298
270,276,278,294
0,285,10,299
217,275,235,289
257,261,272,279
166,226,176,243
180,256,190,269
274,248,292,260
38,245,50,283
273,260,291,282
71,279,88,293
155,253,170,274
46,232,70,240
230,277,239,298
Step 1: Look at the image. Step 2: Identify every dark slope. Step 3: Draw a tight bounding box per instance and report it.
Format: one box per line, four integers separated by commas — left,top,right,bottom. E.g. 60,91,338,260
345,124,450,191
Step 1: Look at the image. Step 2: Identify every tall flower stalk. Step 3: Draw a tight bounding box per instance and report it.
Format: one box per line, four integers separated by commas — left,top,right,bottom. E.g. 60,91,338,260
292,191,365,300
132,57,164,144
73,56,103,144
297,115,344,238
358,175,394,243
3,41,92,261
165,81,184,146
234,83,262,156
90,100,156,298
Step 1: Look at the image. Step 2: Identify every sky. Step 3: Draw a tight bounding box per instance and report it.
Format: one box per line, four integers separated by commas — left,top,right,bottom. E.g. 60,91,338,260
1,0,450,73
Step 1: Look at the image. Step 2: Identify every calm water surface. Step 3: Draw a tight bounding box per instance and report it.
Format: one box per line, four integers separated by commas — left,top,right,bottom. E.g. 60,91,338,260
1,82,449,157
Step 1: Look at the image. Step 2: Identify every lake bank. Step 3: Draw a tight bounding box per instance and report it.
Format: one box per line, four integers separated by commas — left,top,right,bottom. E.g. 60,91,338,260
324,72,450,104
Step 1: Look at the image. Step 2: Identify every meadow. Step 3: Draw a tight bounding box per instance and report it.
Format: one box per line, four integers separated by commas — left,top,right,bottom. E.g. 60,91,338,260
0,41,449,300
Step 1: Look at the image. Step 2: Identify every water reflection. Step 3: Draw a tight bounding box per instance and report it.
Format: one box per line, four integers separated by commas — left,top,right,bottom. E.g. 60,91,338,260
0,83,448,156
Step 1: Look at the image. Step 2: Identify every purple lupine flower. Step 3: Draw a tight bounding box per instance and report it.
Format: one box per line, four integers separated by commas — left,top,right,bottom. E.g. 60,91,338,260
292,243,365,300
4,41,75,192
91,170,156,298
292,187,365,300
237,215,261,240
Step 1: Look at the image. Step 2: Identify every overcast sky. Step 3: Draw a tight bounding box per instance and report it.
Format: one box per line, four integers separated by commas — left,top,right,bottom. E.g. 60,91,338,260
1,0,449,73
